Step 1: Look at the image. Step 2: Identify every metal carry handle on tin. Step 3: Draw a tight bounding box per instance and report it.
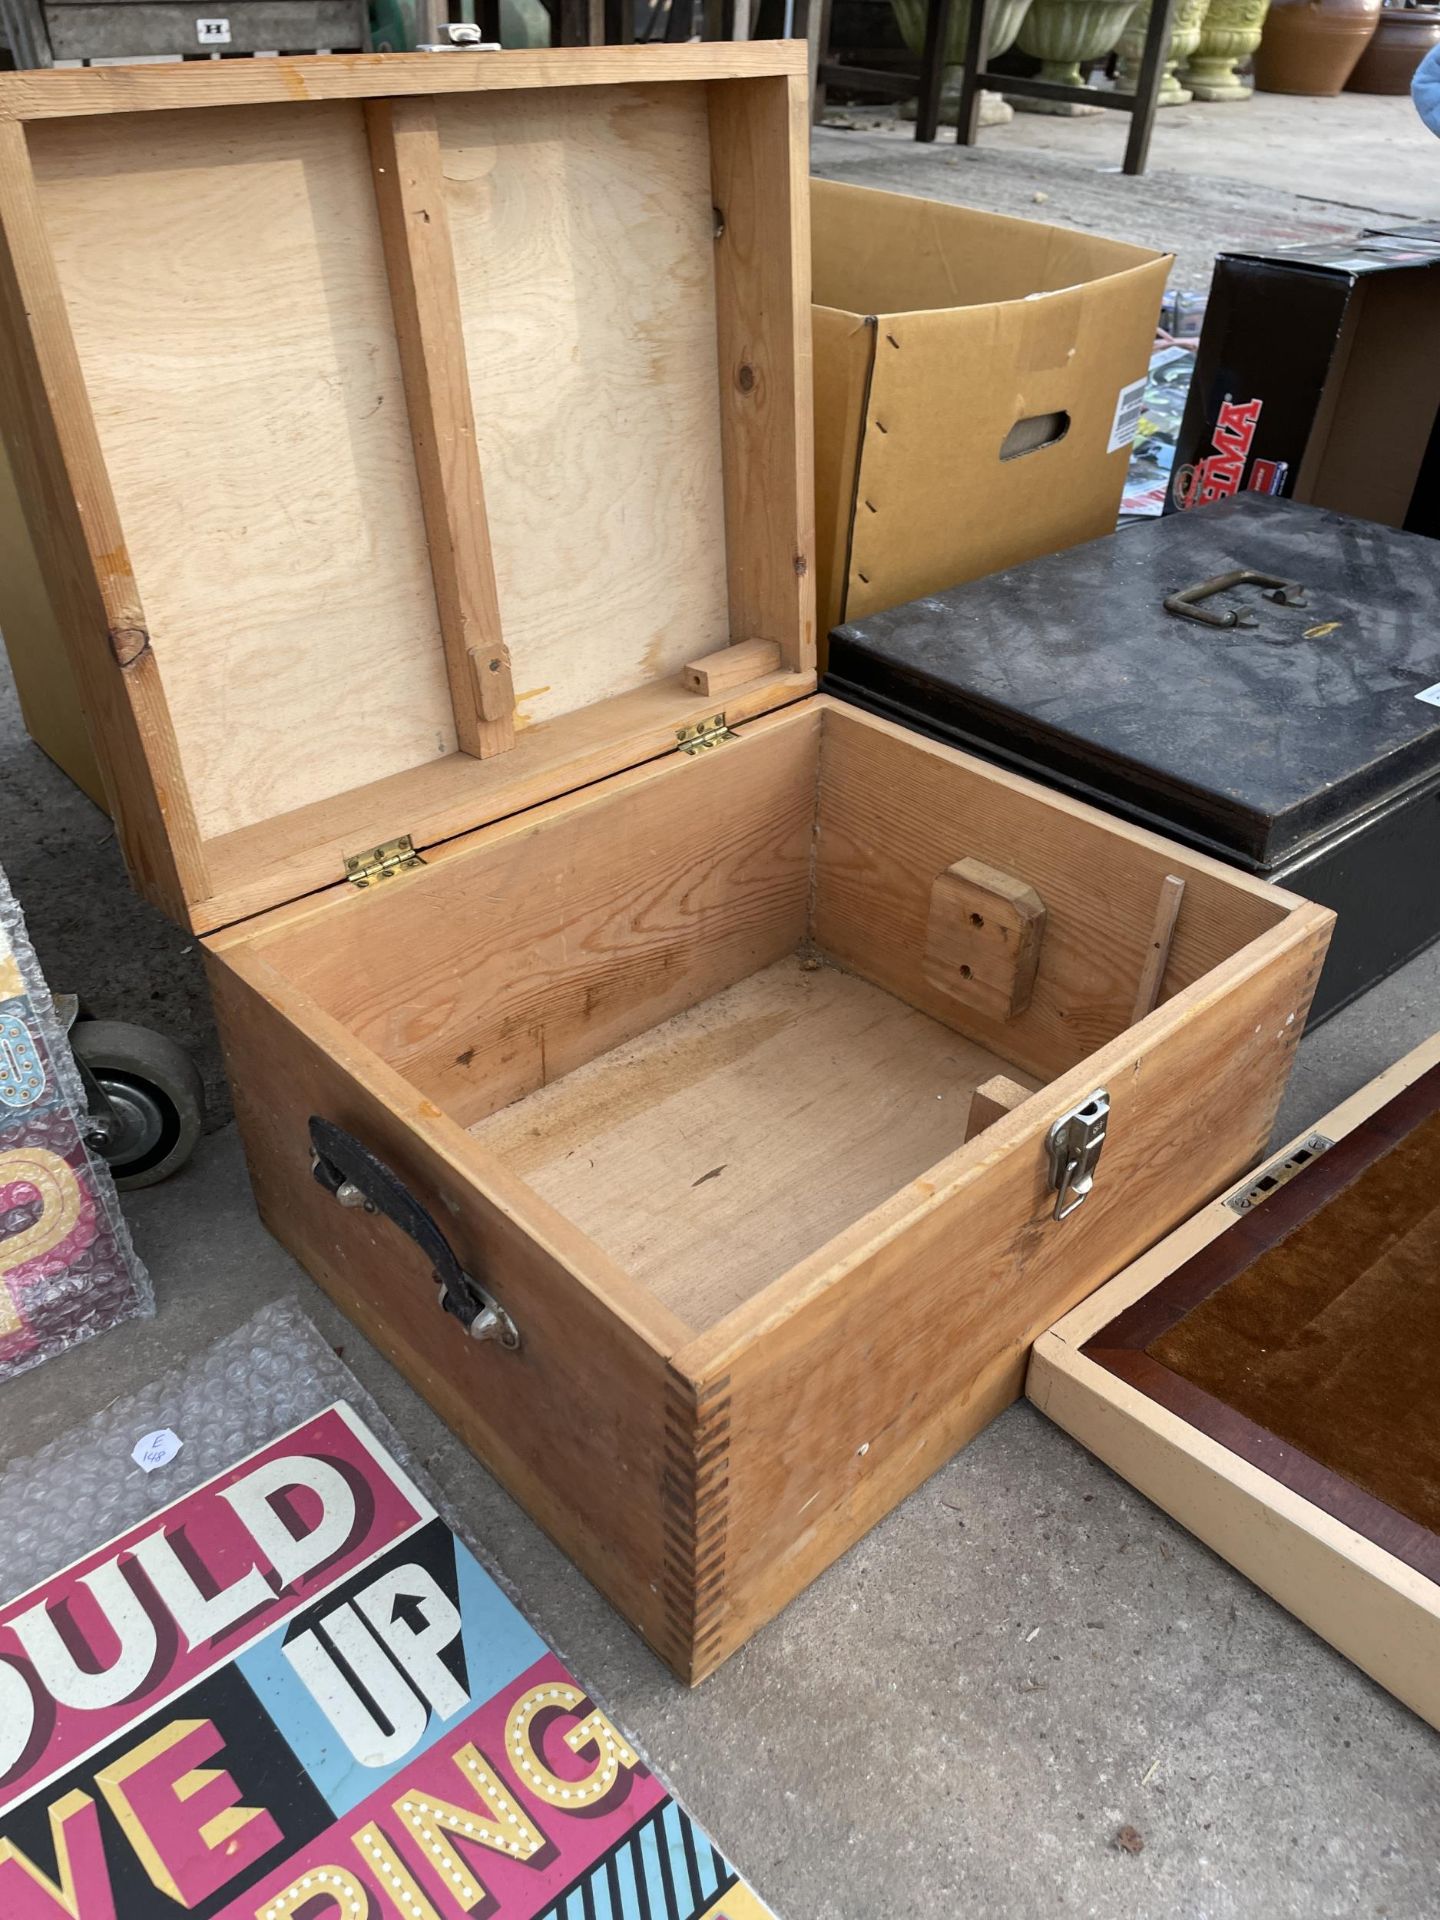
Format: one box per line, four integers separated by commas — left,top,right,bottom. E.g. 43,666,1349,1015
308,1117,519,1349
1163,569,1308,630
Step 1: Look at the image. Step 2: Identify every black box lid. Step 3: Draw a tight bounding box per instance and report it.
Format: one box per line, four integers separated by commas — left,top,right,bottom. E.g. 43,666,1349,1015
827,497,1440,871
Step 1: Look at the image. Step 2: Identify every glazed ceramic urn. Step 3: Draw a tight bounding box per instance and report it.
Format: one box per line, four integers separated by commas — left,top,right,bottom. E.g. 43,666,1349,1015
1116,0,1214,100
1183,0,1273,95
1346,2,1440,92
892,0,1037,121
1015,0,1142,109
1254,0,1380,91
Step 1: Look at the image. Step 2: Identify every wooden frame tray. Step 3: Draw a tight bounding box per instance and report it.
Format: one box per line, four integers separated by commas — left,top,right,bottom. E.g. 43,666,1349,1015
1030,1034,1440,1730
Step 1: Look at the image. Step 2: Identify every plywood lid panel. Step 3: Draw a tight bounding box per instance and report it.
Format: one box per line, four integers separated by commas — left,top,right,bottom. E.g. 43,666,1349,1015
31,102,459,845
0,48,815,930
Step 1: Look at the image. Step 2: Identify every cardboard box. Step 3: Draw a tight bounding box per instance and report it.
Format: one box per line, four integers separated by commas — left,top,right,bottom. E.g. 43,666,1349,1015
812,179,1170,642
1167,222,1440,535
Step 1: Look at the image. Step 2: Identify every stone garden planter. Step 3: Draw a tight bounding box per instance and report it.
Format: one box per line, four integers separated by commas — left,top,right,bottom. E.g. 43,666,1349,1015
1183,0,1274,95
1014,0,1142,110
1116,0,1213,101
893,0,1037,123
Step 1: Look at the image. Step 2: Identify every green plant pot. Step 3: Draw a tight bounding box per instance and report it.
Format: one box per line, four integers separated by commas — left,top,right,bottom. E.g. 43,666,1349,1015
892,0,1036,61
892,0,1036,121
1015,0,1142,108
1182,0,1272,96
1115,0,1212,102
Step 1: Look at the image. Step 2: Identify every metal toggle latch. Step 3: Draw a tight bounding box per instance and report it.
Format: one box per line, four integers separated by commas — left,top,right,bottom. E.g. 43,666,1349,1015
1045,1090,1110,1222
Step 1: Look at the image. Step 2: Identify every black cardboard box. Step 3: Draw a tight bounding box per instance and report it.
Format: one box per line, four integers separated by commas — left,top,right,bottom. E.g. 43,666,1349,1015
825,496,1440,1023
1167,224,1440,538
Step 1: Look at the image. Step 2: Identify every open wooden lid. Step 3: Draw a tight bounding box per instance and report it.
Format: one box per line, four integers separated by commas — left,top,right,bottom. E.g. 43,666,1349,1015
0,46,815,933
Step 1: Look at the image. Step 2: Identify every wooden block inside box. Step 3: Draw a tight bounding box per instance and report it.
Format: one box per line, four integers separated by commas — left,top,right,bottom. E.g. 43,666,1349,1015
923,857,1047,1020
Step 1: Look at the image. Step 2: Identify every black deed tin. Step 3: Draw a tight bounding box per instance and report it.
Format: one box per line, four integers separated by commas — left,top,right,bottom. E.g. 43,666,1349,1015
824,496,1440,1022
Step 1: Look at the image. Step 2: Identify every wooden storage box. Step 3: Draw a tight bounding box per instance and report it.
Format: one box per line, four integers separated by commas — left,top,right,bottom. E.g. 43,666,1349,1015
1030,1035,1440,1731
0,47,1332,1682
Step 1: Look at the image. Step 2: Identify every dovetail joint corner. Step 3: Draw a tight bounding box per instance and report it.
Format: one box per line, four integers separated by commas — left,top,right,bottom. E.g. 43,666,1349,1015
659,1370,733,1679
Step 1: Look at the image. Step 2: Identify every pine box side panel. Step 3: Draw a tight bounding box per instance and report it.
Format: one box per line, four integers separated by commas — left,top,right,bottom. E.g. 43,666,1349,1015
676,903,1332,1679
205,945,689,1669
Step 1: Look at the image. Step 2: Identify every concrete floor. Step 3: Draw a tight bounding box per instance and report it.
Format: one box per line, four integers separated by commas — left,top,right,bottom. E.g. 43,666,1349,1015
4,98,1440,1920
814,91,1440,290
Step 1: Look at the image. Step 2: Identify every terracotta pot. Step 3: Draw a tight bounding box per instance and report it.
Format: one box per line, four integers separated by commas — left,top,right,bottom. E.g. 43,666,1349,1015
1182,0,1273,96
1346,3,1440,91
1014,0,1141,110
1254,0,1381,94
1116,0,1213,103
891,0,1036,122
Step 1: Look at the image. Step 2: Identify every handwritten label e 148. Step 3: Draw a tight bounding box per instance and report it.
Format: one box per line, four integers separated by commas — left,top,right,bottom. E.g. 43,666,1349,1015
132,1428,183,1472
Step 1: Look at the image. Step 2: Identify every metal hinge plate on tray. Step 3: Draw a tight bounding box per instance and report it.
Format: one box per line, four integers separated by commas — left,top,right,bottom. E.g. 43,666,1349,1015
676,713,737,755
344,834,426,889
1224,1132,1334,1214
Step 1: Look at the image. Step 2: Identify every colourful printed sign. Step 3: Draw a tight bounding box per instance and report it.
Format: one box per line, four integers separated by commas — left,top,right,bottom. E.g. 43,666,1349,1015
0,868,149,1378
0,1405,774,1920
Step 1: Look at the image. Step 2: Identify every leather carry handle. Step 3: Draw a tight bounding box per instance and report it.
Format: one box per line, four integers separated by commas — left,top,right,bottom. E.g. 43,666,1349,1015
308,1116,519,1349
1163,569,1307,630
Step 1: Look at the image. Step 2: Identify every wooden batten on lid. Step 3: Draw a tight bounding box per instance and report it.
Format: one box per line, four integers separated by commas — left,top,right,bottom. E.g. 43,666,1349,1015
0,45,816,934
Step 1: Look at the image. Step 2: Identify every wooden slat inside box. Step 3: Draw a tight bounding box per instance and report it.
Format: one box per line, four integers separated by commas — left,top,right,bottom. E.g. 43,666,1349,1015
0,47,1336,1682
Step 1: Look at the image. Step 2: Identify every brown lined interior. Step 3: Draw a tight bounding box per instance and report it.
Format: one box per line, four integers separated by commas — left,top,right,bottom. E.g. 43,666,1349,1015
1149,1108,1440,1536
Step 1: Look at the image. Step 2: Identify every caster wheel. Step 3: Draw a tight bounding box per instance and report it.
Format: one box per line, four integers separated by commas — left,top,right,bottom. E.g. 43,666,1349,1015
70,1019,205,1190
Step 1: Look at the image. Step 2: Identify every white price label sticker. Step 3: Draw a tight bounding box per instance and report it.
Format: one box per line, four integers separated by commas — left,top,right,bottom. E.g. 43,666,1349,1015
196,16,232,41
132,1428,183,1472
1108,374,1148,455
1416,682,1440,709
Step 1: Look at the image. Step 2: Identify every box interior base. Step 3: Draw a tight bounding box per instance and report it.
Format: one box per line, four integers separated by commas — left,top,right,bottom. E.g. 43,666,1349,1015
1149,1103,1440,1537
469,952,1036,1328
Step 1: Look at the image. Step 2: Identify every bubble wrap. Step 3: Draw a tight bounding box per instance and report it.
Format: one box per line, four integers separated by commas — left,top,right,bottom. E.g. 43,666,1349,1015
0,1299,778,1917
0,863,151,1380
0,1298,408,1602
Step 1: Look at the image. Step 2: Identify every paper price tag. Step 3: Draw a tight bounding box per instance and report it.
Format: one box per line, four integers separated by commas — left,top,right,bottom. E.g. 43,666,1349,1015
132,1428,183,1472
196,16,232,42
1108,375,1148,455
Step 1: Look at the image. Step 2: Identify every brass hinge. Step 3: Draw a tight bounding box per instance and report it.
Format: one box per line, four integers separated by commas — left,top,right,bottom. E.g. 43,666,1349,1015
676,713,737,756
344,834,426,889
